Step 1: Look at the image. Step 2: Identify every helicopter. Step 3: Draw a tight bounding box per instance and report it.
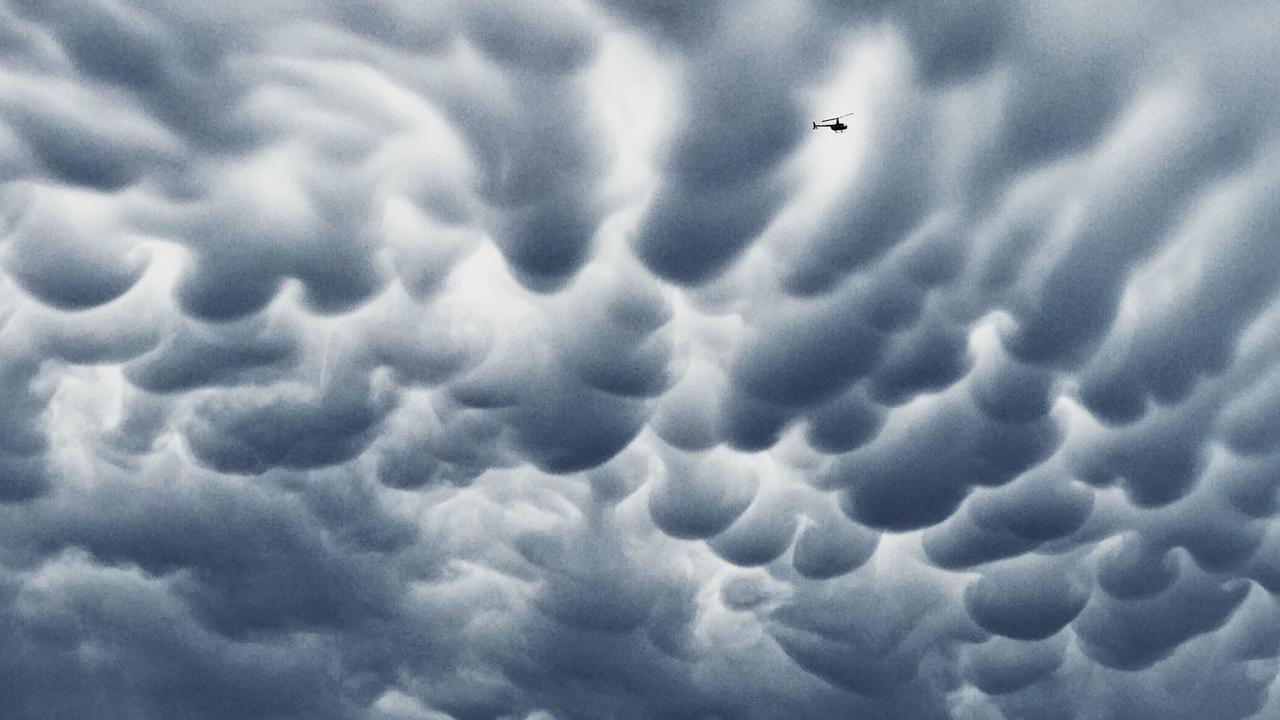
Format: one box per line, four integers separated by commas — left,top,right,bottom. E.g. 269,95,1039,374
812,113,852,133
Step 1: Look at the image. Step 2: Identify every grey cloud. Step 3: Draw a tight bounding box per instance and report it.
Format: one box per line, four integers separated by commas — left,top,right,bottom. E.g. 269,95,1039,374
446,270,667,474
1078,151,1280,422
790,494,880,579
896,1,1011,87
960,633,1066,696
1001,99,1260,369
706,484,802,567
163,174,386,321
894,216,967,289
9,0,259,154
628,3,846,285
1243,524,1280,596
464,0,596,75
2,185,148,309
802,386,885,454
962,554,1091,641
767,566,982,701
0,78,185,191
0,460,429,718
826,387,1060,531
719,570,776,611
965,463,1095,544
1217,450,1280,519
0,343,51,501
649,358,725,451
362,296,486,388
584,449,649,504
1140,482,1265,574
730,282,885,409
1075,559,1250,670
1062,383,1219,508
6,556,352,720
373,394,512,489
466,106,605,292
29,301,163,366
647,448,757,540
967,343,1055,423
124,310,300,393
184,373,397,475
1094,533,1180,600
548,267,674,398
330,0,457,54
37,475,408,637
718,388,794,451
987,679,1076,720
100,386,172,456
922,507,1038,571
461,358,647,474
524,512,666,634
593,0,723,47
1220,372,1280,456
778,86,938,295
635,171,787,286
416,1,611,292
4,0,1280,718
865,301,969,405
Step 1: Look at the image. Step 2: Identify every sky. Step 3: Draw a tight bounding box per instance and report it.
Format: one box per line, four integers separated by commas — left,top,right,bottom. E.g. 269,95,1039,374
1,1,1280,718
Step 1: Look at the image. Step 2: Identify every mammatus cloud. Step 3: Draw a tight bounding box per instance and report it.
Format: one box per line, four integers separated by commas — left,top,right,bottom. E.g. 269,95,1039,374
2,0,1280,718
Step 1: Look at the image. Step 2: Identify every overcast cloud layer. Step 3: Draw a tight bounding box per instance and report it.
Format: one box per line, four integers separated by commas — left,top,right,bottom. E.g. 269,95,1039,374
3,1,1280,718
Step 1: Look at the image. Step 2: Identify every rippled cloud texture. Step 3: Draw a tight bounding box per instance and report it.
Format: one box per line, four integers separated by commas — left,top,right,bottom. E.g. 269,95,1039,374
3,1,1280,718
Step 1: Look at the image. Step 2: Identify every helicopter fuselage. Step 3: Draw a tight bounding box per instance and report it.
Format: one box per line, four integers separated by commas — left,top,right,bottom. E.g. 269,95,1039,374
813,121,847,132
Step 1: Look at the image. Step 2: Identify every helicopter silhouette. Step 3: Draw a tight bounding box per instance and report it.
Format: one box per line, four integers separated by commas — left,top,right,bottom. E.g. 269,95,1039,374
812,113,852,133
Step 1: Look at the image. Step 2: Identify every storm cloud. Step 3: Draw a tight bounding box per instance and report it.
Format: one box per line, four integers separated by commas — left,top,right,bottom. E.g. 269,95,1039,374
3,1,1280,718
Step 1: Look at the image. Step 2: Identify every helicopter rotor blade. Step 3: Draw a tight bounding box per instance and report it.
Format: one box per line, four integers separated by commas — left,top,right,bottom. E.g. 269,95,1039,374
817,112,854,123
